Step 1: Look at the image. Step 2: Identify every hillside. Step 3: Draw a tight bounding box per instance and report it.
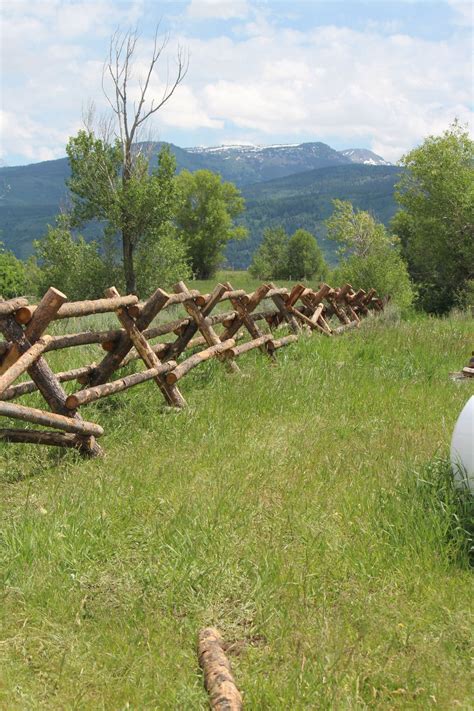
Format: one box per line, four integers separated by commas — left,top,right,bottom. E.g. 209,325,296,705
0,142,397,262
231,164,402,268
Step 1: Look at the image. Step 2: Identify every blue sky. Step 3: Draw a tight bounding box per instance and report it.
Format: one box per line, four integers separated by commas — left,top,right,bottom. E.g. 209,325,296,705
1,0,472,165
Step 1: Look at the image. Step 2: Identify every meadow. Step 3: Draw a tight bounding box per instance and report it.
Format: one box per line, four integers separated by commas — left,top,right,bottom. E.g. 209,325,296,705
1,273,473,709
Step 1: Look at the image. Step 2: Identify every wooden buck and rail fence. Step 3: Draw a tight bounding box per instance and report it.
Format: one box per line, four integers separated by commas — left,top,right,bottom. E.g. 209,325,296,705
0,280,384,457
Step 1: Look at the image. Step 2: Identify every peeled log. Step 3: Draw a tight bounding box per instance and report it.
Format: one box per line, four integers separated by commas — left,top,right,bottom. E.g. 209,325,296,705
0,401,104,437
333,319,360,335
198,628,243,711
16,293,139,324
25,287,67,342
0,297,29,317
0,336,52,395
224,334,274,358
0,428,88,450
166,340,236,384
268,334,299,350
66,361,177,409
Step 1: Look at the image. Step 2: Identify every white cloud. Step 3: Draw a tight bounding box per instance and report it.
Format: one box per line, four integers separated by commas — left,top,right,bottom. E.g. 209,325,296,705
447,0,473,27
0,110,72,162
1,1,472,164
185,0,250,20
174,21,473,161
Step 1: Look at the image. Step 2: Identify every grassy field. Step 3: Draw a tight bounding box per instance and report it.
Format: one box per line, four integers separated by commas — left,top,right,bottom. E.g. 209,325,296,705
1,274,473,709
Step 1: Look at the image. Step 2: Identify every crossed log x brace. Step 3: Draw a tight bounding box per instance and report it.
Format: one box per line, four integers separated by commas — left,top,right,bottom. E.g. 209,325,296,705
0,280,384,456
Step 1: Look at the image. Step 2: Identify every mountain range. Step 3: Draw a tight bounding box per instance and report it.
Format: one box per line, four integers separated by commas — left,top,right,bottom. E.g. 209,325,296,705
0,141,399,266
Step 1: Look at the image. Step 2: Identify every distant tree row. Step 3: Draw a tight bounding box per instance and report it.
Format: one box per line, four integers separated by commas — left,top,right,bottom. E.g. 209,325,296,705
249,227,327,281
249,120,473,313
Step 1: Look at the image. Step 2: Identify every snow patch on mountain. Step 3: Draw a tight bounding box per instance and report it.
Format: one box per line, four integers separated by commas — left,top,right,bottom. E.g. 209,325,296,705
339,148,391,166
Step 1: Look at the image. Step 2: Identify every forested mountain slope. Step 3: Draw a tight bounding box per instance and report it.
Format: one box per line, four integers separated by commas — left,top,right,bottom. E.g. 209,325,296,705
230,164,401,268
0,142,397,263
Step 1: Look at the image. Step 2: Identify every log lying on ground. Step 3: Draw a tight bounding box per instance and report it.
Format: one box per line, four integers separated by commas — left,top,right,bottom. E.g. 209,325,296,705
198,628,243,711
0,428,88,450
333,319,361,335
166,340,236,384
0,336,52,395
15,293,139,324
66,361,177,409
0,297,29,317
0,401,104,437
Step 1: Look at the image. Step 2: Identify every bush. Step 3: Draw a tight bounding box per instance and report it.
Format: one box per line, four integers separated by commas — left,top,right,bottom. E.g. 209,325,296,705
135,230,191,297
287,229,327,280
249,226,289,279
250,226,327,281
327,200,414,309
0,243,26,298
34,225,114,300
333,246,414,311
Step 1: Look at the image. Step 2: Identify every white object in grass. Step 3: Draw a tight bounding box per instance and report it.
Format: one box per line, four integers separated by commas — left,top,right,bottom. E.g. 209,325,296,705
450,396,474,493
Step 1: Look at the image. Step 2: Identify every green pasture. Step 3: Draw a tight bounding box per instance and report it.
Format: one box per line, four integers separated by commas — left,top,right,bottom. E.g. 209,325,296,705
1,275,472,709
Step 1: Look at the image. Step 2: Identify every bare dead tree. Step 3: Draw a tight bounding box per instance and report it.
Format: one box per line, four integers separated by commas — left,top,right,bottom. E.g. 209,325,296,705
101,26,188,293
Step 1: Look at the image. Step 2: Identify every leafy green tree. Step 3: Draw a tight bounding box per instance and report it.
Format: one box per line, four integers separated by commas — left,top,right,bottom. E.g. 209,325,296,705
287,229,327,280
326,199,396,257
249,226,289,279
392,121,474,313
174,170,247,279
135,229,191,296
327,200,414,309
34,223,114,300
65,29,187,294
67,134,179,294
333,249,414,311
0,243,26,298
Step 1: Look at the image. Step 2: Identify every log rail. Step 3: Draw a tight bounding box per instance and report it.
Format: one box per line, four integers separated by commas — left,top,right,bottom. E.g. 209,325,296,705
0,279,384,457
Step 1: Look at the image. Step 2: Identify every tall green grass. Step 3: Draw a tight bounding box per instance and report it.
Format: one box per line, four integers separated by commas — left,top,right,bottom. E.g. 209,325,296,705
1,305,473,709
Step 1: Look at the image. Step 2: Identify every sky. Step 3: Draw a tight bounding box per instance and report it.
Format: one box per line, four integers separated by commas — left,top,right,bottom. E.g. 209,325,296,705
0,0,472,166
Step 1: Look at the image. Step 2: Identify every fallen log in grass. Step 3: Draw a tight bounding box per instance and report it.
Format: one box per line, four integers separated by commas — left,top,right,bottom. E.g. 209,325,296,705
0,428,88,450
198,628,243,711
